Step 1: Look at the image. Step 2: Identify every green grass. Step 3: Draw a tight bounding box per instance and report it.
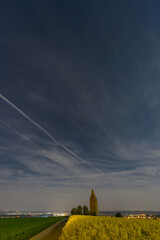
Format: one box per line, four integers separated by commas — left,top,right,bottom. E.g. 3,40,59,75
0,216,65,240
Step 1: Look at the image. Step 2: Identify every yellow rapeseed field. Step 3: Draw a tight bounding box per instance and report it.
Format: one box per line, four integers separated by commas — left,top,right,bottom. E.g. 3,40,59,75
59,215,160,240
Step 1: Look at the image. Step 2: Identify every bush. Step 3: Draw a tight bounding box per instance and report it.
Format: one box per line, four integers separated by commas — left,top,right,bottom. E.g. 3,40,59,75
115,212,122,217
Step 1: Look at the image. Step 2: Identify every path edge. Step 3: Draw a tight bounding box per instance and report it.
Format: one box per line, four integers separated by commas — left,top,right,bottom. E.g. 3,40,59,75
30,218,67,240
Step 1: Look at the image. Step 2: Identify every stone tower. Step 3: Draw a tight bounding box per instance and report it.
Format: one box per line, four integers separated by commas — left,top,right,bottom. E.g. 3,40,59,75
90,189,98,215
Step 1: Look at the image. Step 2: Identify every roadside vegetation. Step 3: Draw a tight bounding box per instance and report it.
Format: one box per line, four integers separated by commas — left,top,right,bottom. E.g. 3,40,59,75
59,215,160,240
0,216,65,240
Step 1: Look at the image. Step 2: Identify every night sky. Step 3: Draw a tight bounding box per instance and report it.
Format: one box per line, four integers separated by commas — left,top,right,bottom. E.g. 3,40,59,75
1,0,160,211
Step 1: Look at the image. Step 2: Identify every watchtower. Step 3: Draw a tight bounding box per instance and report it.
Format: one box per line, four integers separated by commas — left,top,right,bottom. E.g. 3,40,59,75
90,189,98,215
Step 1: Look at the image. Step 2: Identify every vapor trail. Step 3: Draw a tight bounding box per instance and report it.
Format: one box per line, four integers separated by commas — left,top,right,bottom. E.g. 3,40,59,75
0,94,103,174
0,120,104,177
0,94,58,144
0,120,44,152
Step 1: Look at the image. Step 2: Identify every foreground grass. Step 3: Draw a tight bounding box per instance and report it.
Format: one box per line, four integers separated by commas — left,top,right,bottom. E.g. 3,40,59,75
59,215,160,240
0,216,65,240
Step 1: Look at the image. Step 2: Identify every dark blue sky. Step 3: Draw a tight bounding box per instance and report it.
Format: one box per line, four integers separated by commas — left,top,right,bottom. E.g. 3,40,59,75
1,0,160,210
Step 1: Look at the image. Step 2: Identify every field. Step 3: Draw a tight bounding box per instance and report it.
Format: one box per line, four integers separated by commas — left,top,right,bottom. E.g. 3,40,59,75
0,216,65,240
59,215,160,240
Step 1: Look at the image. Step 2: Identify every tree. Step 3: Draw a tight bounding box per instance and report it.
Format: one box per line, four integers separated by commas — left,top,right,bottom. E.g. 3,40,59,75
71,208,77,215
115,212,122,217
83,205,89,215
77,205,82,215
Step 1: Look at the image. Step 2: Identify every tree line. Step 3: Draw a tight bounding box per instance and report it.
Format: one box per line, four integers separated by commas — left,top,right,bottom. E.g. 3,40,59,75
71,205,97,216
71,206,122,217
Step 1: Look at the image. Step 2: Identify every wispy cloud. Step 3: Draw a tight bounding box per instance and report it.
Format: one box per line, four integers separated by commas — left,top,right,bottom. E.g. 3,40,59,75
1,118,160,191
0,94,102,173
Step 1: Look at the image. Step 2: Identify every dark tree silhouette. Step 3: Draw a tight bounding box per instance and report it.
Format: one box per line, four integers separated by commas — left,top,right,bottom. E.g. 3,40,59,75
115,212,122,217
77,205,82,215
83,205,89,215
71,208,77,215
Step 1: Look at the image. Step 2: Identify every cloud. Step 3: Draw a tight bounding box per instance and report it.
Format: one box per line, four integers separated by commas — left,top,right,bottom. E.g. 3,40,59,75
0,94,102,173
1,1,160,210
0,121,102,189
1,122,160,191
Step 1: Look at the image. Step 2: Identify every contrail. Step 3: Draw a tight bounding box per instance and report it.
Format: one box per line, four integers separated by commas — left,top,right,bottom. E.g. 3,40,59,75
0,120,44,152
0,94,58,144
0,94,103,174
0,120,104,177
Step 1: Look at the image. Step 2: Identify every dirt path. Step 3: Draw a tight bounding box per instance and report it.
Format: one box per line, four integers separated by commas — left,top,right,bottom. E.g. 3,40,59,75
30,218,67,240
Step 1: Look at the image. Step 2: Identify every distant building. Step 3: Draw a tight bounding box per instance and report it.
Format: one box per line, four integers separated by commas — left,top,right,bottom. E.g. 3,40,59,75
90,189,98,215
128,214,146,219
